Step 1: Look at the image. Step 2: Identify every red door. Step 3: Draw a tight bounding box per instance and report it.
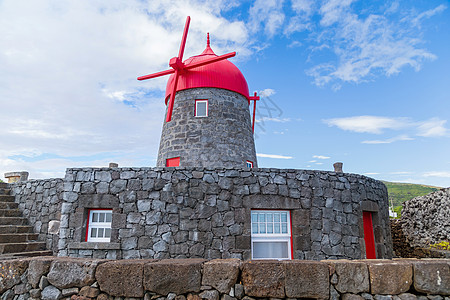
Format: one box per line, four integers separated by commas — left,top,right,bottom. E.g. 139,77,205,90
363,211,377,259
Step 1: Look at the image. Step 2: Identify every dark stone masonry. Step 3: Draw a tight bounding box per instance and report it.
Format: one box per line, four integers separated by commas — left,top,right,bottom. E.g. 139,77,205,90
11,179,64,253
0,257,448,299
157,88,258,168
12,167,393,260
401,187,450,248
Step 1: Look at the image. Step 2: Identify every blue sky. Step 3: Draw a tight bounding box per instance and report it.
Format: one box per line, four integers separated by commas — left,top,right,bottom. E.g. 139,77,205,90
1,0,449,187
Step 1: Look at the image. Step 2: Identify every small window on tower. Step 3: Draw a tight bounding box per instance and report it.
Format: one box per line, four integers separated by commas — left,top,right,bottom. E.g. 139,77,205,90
195,99,208,117
166,157,180,167
246,160,253,168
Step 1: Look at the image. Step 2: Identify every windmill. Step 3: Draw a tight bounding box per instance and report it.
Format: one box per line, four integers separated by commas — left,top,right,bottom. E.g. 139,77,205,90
139,16,259,168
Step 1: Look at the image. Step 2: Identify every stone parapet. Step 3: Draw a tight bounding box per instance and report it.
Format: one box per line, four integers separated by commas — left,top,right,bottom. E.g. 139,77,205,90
57,167,392,260
10,178,64,255
0,257,448,299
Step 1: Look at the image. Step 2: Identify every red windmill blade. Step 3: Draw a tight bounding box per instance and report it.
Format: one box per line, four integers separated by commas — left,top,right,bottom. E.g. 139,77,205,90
138,16,236,122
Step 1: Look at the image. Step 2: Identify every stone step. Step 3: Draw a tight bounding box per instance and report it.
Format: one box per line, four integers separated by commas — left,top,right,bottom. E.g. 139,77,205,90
0,233,39,243
0,241,46,254
0,202,18,209
0,217,28,225
0,209,22,217
0,195,15,202
0,250,53,260
0,225,34,234
0,188,10,195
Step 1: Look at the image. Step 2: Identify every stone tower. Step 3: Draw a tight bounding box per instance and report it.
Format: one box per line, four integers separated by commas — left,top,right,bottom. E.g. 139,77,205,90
139,17,258,168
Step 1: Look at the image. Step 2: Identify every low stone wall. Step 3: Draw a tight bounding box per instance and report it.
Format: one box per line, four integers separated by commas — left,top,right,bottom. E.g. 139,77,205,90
58,167,393,260
401,188,450,248
0,257,448,300
10,179,64,254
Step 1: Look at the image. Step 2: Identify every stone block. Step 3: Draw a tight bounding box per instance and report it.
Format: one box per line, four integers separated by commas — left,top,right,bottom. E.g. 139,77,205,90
413,261,450,295
0,258,29,293
326,260,369,293
47,258,104,289
96,259,152,297
143,259,205,295
202,259,241,293
41,285,62,300
79,286,100,298
241,261,285,298
368,261,412,295
284,260,329,299
27,257,53,288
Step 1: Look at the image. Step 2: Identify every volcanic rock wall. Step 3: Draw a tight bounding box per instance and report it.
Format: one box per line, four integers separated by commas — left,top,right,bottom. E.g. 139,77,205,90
54,167,392,260
10,179,64,254
0,257,448,299
401,188,450,247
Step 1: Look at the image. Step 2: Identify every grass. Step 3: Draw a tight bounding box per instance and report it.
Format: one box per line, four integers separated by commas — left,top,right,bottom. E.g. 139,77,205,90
382,181,441,218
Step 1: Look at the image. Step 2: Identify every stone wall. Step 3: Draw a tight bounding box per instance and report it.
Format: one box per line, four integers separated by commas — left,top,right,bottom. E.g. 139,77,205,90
157,88,258,168
58,167,393,260
10,179,64,254
401,188,450,247
0,257,448,300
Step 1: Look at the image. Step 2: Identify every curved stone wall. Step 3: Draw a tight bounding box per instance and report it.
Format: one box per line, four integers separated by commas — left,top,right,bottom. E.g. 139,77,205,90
156,88,258,168
58,167,393,260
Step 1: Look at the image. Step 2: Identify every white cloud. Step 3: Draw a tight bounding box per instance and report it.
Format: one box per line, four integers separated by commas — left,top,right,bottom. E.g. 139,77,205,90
362,135,414,144
390,171,412,175
249,0,285,37
324,116,410,134
364,172,380,175
411,4,447,27
256,117,291,123
257,153,293,159
259,88,276,97
305,2,441,87
423,171,450,178
313,155,330,159
417,118,448,137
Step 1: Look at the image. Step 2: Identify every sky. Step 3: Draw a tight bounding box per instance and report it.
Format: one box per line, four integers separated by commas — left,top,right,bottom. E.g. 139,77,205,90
1,0,449,187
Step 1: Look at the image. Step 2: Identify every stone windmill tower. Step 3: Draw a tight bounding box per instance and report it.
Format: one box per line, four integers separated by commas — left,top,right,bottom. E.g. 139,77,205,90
139,17,259,168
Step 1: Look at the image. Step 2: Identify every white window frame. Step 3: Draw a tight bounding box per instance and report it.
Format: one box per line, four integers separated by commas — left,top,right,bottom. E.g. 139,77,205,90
195,99,208,117
246,160,253,168
251,210,292,260
86,209,112,242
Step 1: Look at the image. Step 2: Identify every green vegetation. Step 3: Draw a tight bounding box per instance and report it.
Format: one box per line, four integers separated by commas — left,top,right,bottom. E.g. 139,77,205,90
430,241,450,250
382,181,441,218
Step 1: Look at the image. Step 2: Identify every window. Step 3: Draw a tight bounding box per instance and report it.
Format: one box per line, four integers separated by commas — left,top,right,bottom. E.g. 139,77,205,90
166,157,180,167
246,160,253,168
86,209,112,242
195,99,208,117
251,210,292,260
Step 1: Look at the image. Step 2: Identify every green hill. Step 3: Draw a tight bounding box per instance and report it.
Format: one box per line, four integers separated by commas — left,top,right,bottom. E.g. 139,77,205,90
382,181,442,217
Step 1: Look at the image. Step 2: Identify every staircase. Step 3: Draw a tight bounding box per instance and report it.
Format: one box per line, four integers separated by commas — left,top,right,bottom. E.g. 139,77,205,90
0,182,52,259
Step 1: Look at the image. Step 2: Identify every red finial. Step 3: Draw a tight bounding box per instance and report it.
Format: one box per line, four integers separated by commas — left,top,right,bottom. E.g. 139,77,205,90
207,33,210,47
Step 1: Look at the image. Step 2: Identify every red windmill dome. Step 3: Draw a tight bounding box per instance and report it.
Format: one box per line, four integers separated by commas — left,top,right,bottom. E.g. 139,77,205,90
164,33,250,104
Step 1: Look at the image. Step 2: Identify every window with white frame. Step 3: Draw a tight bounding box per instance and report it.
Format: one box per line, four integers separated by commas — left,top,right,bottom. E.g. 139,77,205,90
246,160,253,168
251,210,292,259
195,99,208,117
86,209,112,242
